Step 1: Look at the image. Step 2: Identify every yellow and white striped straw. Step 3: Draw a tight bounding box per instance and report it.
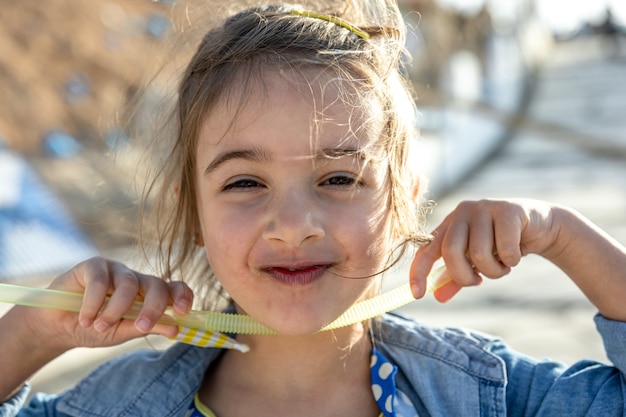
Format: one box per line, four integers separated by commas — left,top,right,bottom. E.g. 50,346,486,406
171,326,250,353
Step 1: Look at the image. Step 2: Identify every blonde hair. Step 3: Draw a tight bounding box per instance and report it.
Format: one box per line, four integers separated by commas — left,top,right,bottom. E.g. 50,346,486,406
140,0,432,308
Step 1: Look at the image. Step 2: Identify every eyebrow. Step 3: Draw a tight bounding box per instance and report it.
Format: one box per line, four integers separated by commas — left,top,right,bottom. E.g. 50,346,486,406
204,148,272,176
203,147,364,176
319,148,362,159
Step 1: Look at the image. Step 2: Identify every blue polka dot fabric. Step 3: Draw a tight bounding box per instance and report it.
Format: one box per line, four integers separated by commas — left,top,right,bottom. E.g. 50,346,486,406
371,346,398,416
371,347,419,417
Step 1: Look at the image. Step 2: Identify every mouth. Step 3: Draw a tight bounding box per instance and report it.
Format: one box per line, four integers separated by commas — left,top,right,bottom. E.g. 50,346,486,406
264,264,330,285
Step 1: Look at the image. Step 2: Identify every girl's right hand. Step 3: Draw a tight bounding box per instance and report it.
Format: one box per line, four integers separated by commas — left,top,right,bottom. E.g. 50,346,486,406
23,257,194,351
0,257,194,401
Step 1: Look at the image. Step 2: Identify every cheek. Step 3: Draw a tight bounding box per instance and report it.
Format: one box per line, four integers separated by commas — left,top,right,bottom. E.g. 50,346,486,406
200,202,257,262
337,202,392,261
367,195,395,258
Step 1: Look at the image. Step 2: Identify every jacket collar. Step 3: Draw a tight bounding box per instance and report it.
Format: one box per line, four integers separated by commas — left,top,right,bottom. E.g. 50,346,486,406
57,312,507,417
58,343,222,417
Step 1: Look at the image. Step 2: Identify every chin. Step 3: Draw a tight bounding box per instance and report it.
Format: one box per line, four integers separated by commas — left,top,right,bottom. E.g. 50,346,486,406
263,315,332,336
258,305,350,337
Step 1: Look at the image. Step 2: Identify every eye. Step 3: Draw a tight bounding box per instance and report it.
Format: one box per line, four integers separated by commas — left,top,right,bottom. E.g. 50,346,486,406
321,174,362,188
222,178,264,191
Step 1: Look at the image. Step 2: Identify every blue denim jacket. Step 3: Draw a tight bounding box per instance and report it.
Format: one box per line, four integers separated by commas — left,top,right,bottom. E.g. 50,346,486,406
3,312,625,416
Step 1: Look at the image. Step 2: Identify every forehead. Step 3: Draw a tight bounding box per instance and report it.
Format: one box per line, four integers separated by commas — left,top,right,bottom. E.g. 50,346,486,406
197,68,384,155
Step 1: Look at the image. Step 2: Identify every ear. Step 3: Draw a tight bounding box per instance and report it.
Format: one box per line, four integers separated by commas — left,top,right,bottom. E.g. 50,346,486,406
172,181,181,198
195,231,205,247
411,173,425,202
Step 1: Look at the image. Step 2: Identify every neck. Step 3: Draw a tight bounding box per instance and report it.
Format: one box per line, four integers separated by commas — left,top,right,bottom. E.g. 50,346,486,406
231,323,371,393
201,323,378,416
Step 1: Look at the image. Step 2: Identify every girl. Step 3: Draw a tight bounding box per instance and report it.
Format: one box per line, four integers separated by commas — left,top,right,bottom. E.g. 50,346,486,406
1,1,625,415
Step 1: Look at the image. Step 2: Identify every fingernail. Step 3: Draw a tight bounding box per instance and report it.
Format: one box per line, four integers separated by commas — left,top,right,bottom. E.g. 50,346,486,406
79,318,92,328
135,318,152,333
175,299,190,311
410,282,421,299
93,320,110,333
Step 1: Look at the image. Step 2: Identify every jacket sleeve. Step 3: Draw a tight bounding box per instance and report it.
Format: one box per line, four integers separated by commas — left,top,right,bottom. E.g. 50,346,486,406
490,313,626,417
0,384,65,417
0,384,29,417
595,314,626,375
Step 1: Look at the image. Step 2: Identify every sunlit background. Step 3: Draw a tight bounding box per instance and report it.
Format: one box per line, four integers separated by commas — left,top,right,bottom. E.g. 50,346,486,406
1,0,625,394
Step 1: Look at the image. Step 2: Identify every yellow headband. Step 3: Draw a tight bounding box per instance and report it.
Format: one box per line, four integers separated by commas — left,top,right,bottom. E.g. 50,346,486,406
289,9,370,40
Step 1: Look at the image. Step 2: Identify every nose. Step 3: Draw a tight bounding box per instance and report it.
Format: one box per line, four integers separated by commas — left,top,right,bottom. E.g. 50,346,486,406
262,187,325,247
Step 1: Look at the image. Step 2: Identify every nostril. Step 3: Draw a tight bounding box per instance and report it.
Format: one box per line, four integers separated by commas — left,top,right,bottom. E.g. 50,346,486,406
262,191,326,246
262,214,325,247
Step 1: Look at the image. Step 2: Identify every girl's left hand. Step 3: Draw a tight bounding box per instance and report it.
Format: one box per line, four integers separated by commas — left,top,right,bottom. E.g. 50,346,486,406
410,199,559,302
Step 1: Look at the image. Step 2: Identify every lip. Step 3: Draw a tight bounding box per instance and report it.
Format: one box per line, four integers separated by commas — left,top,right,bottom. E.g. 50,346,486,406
263,264,330,285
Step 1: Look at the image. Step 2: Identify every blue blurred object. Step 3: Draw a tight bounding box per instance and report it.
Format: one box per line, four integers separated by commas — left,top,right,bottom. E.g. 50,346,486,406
104,127,130,150
0,149,98,281
64,71,92,104
145,13,169,39
42,130,82,158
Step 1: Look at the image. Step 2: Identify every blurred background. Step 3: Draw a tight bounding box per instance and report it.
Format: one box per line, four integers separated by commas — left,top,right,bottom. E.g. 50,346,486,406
1,0,625,395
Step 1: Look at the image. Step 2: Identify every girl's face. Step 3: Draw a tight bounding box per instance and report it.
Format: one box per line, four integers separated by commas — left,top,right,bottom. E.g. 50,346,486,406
194,71,392,335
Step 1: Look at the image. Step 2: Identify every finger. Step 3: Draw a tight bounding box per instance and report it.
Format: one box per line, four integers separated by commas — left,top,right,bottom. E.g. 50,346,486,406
92,262,140,333
168,281,194,315
134,280,193,338
433,279,462,302
149,322,180,339
466,210,509,278
132,272,172,333
493,211,523,268
75,258,117,328
410,225,445,298
440,219,480,287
